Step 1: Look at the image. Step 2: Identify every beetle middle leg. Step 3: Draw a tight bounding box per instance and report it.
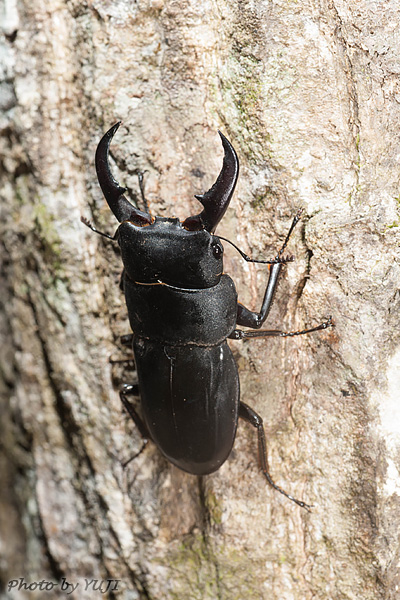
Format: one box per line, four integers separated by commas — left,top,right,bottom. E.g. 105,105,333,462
109,333,135,365
230,316,333,340
239,402,312,511
120,383,151,466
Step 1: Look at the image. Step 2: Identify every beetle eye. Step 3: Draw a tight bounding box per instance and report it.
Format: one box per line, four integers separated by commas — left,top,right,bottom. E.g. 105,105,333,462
211,242,223,259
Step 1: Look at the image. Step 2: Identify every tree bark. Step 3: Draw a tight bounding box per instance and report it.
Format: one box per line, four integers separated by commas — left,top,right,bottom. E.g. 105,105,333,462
1,0,400,598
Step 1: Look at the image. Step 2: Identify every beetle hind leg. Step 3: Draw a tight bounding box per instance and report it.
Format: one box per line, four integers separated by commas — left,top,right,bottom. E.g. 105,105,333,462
239,402,312,511
120,383,152,466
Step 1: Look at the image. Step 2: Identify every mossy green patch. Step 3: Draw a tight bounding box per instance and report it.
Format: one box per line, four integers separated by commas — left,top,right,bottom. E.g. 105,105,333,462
33,203,63,274
158,532,265,599
205,490,223,525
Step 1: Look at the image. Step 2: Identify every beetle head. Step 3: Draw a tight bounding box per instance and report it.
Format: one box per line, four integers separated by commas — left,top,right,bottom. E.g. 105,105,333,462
118,217,224,288
95,124,239,288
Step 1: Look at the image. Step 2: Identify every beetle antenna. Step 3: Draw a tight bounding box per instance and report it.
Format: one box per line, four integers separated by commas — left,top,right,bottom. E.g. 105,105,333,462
81,216,118,241
219,208,303,265
218,235,294,265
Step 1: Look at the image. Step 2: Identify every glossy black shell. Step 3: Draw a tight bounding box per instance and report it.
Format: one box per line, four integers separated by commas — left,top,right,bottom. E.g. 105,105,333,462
121,229,240,475
95,124,241,476
133,340,239,475
119,217,224,288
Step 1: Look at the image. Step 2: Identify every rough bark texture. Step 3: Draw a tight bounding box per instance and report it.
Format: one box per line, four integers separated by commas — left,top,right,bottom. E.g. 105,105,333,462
1,1,400,599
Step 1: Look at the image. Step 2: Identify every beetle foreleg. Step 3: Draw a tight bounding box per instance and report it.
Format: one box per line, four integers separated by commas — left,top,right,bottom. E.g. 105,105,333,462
274,208,303,261
120,383,151,466
235,262,284,328
235,210,304,328
136,171,150,213
239,402,312,511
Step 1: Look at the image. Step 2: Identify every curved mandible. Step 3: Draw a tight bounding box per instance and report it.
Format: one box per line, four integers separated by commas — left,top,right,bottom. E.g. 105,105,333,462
95,123,151,224
183,132,239,233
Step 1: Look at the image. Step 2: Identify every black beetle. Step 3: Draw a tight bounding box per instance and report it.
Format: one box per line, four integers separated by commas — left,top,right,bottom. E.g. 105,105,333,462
82,123,332,510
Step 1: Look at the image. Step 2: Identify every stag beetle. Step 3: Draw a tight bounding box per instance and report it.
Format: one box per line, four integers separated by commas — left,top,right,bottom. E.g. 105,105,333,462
82,123,332,510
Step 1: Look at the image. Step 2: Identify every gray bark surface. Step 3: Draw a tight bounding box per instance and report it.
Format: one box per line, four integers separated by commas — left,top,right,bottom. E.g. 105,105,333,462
1,1,400,598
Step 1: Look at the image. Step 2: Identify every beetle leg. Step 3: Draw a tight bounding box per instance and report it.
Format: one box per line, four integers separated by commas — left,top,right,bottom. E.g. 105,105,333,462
219,209,302,266
119,269,125,291
239,402,312,511
236,262,284,328
229,316,333,340
109,357,135,366
275,208,303,260
120,384,149,437
120,384,152,466
234,210,304,328
137,171,150,213
109,333,134,365
120,333,134,348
